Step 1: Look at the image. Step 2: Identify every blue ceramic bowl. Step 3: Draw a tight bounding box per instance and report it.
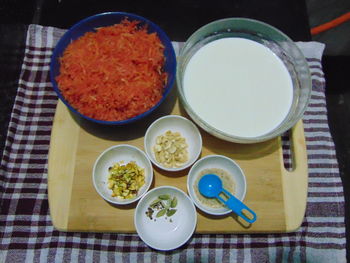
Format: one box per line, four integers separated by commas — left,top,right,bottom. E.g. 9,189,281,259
50,12,176,125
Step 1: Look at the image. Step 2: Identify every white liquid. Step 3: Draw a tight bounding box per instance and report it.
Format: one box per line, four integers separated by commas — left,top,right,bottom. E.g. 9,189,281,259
183,38,293,138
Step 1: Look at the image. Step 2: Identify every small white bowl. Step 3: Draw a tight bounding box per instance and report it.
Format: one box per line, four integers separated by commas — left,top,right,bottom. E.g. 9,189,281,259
92,144,153,205
187,155,246,215
144,115,202,172
134,186,197,251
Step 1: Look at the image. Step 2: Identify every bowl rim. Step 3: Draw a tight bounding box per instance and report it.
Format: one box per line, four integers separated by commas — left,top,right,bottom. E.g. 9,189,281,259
144,114,203,172
50,11,177,125
187,154,247,216
134,185,197,250
92,144,154,205
176,17,312,143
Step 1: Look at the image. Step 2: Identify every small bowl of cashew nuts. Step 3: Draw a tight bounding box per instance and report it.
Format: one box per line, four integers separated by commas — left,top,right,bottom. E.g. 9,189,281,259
144,115,202,172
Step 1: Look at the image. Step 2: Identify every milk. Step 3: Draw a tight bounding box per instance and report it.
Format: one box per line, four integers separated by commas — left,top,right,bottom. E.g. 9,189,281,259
183,38,293,138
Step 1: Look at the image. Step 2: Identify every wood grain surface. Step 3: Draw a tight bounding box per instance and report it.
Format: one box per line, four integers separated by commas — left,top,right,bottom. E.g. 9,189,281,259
48,91,308,233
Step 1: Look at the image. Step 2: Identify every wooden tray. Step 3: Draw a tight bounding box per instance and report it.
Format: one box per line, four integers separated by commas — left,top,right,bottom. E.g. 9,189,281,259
48,90,308,233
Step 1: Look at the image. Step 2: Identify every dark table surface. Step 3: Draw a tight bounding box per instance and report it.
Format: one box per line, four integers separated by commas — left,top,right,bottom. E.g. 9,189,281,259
1,0,349,261
37,0,311,42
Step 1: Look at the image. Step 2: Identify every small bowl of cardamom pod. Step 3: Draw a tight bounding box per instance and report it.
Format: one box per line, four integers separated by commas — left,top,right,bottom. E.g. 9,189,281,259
144,115,202,172
134,186,197,250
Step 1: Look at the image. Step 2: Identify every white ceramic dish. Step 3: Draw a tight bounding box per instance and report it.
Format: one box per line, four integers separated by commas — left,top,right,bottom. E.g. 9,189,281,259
144,115,202,171
134,186,197,251
92,144,153,205
187,155,246,215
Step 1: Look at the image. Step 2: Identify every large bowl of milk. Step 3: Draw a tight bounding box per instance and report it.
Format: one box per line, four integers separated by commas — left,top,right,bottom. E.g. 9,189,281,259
176,18,311,143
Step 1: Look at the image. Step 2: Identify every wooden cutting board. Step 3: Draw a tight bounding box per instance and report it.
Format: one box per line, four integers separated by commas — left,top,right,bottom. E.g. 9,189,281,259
48,90,308,233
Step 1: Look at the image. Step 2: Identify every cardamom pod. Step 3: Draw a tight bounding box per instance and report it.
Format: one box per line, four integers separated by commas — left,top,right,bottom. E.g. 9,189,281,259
156,209,167,218
170,197,177,208
159,194,170,200
166,209,177,217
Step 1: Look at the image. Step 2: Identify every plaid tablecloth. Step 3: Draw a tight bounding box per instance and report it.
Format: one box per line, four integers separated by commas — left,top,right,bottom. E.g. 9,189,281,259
0,25,346,262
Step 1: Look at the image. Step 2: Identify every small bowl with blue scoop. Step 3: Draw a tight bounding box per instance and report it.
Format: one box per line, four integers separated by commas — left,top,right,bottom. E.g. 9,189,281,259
187,155,257,223
198,173,256,223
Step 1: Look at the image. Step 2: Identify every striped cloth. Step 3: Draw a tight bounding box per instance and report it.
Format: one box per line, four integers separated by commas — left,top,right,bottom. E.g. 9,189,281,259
0,24,346,263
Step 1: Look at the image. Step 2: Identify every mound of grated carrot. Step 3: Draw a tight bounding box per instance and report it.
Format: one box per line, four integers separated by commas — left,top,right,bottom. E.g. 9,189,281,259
56,19,168,121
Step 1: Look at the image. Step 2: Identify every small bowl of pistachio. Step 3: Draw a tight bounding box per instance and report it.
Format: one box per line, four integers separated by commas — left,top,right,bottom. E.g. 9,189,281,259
92,144,154,205
144,115,202,172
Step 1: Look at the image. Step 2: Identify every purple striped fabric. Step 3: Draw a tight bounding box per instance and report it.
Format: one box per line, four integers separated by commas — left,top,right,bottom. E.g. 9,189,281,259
0,25,346,262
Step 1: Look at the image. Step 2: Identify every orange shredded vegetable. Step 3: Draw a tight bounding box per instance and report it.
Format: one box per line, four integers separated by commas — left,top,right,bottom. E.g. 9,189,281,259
56,19,168,121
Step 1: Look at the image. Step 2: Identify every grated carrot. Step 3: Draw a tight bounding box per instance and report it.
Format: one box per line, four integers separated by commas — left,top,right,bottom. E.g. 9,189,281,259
56,19,168,121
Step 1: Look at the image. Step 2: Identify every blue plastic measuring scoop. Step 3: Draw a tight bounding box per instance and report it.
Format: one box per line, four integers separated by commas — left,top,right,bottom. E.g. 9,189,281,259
198,174,257,223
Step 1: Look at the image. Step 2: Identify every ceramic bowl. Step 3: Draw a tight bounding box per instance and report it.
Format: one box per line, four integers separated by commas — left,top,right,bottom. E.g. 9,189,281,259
134,186,197,250
50,12,176,125
187,155,246,215
92,144,153,205
144,115,202,172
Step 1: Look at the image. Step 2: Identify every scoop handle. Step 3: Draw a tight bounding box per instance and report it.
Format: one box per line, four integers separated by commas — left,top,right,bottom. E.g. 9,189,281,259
218,188,257,224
